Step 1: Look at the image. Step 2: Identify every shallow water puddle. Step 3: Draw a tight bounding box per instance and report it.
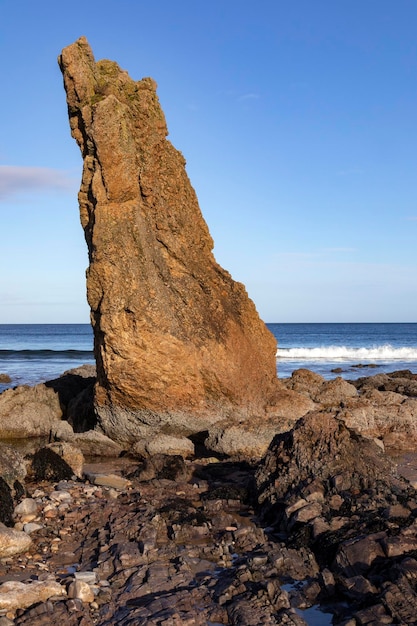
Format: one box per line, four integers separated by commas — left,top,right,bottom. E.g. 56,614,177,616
282,583,333,626
298,605,333,625
389,450,417,487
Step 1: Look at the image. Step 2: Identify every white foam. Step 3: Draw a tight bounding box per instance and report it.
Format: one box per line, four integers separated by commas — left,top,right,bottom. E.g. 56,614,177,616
277,344,417,361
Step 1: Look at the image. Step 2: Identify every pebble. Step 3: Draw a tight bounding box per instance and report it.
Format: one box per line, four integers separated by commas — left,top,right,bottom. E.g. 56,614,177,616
14,498,38,517
74,571,97,585
0,524,32,558
23,523,44,535
67,580,95,603
84,472,131,490
49,491,72,503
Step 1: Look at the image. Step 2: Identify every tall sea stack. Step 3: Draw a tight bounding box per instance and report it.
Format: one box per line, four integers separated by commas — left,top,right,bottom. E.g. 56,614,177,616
58,37,284,449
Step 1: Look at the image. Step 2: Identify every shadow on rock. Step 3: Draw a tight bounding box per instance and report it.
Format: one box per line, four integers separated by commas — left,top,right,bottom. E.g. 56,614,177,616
29,448,76,482
45,365,96,432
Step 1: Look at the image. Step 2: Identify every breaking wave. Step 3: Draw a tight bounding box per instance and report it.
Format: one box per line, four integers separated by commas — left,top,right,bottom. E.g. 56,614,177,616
277,345,417,361
0,349,94,361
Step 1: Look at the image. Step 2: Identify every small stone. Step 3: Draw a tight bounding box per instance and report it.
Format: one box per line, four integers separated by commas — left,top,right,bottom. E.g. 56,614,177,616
74,571,97,585
84,472,130,490
0,523,32,558
31,489,46,498
285,498,309,516
290,501,322,524
67,580,95,603
66,598,83,612
382,503,410,519
50,490,73,503
382,535,417,558
329,494,344,510
20,514,37,524
14,498,38,517
23,522,44,535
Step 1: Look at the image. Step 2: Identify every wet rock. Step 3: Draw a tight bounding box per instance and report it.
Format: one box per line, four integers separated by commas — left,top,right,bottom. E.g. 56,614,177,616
0,374,11,383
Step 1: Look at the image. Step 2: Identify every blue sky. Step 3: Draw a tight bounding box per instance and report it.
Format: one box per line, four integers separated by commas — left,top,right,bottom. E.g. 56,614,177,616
0,0,416,323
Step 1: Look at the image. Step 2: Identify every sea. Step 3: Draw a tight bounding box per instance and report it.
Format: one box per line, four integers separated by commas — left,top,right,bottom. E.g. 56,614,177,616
0,322,417,394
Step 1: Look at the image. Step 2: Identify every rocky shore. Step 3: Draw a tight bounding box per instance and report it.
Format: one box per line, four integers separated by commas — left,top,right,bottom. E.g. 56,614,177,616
1,367,417,624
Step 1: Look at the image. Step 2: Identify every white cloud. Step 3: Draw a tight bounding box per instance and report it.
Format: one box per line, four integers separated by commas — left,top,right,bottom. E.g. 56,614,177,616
0,166,75,200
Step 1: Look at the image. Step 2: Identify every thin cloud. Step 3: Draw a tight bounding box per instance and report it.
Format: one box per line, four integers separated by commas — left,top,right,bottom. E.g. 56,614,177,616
322,247,356,253
406,216,417,221
238,93,260,102
0,166,75,200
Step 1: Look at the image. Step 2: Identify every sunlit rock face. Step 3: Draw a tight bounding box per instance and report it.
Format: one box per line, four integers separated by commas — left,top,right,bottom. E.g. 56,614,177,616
59,37,282,450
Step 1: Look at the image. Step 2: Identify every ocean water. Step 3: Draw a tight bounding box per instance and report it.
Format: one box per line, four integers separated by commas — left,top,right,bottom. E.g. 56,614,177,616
0,323,417,393
0,324,94,392
269,322,417,380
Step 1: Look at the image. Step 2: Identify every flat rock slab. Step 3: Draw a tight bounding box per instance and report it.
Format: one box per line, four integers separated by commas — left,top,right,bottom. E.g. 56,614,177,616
83,472,131,490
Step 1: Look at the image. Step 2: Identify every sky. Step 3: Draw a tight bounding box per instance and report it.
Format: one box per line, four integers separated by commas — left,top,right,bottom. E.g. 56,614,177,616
0,0,416,324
